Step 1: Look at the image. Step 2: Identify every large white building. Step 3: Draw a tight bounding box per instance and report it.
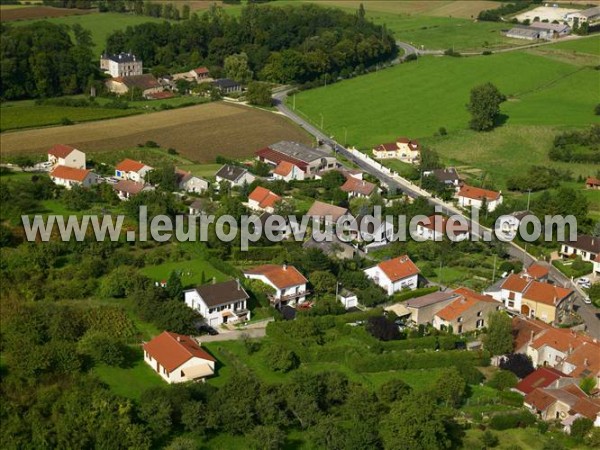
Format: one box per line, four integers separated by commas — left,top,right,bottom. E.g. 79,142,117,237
100,52,143,78
184,280,250,328
364,255,420,295
457,185,503,212
47,144,86,170
244,264,308,307
50,166,97,190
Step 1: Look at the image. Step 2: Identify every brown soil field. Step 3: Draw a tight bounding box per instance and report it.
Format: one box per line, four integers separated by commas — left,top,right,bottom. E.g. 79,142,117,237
0,6,95,21
0,102,312,163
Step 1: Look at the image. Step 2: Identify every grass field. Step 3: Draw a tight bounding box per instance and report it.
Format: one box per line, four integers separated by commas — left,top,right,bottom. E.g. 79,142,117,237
291,49,599,190
545,35,600,55
0,102,312,163
11,12,168,54
140,258,229,288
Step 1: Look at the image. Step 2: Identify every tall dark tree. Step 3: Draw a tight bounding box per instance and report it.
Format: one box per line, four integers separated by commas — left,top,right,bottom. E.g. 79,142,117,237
467,82,506,131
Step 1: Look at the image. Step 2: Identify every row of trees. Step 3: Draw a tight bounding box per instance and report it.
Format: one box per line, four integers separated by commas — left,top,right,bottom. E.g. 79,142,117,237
549,124,600,164
106,3,397,85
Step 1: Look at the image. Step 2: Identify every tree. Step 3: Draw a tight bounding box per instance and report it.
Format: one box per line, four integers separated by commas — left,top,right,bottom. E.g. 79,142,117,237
166,271,183,300
434,367,466,407
246,81,272,107
498,353,534,379
467,82,506,131
366,316,401,341
487,369,518,391
579,377,597,395
480,430,499,448
377,378,412,403
77,330,127,366
309,271,337,296
224,52,253,84
571,417,593,442
380,392,454,450
483,311,513,355
248,425,286,450
264,343,299,372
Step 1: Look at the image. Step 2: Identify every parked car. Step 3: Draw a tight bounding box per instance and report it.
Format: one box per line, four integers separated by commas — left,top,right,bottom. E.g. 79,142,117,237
577,277,590,285
198,325,218,336
583,297,592,305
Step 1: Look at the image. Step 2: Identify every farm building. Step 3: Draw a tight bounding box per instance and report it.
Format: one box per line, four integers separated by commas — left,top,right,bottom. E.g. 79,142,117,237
215,164,256,188
184,279,250,328
364,255,420,295
244,263,308,308
100,52,143,78
105,74,163,98
47,144,86,170
256,141,338,179
506,22,570,41
372,137,421,163
213,78,242,94
565,6,600,25
115,159,153,183
50,166,97,190
457,185,503,212
143,331,216,384
586,176,600,189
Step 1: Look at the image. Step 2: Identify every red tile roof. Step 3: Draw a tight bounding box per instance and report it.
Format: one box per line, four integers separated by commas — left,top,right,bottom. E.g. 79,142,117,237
143,331,215,372
524,281,572,306
523,263,549,280
255,147,308,171
273,161,297,177
516,367,566,395
530,328,588,352
512,316,552,352
501,274,530,293
248,186,281,209
113,179,145,195
147,91,174,100
562,340,600,378
194,67,210,74
50,165,91,182
377,255,420,283
340,177,376,196
115,158,149,173
458,184,501,201
244,264,307,289
524,387,558,412
417,214,469,234
586,176,600,186
375,142,398,152
48,144,77,158
436,287,496,321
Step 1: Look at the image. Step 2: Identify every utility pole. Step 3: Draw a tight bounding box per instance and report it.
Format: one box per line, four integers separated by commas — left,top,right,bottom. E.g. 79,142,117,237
293,94,296,110
492,254,497,283
344,127,348,146
319,113,324,130
526,189,532,211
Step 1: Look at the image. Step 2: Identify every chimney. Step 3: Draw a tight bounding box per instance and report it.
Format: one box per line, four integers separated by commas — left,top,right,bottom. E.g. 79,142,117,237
236,278,241,291
584,358,589,367
212,277,216,285
177,336,181,342
529,330,535,343
283,261,288,271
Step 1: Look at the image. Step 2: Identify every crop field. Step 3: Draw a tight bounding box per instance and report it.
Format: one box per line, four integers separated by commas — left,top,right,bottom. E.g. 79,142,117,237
0,103,141,132
0,5,94,21
0,102,312,163
290,49,599,189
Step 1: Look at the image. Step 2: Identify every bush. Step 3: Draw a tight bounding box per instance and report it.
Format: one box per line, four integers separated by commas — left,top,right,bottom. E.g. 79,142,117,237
571,417,593,442
489,411,536,430
393,286,439,302
487,370,518,391
167,148,178,155
481,430,499,448
263,343,299,373
77,331,127,366
60,117,74,125
145,140,160,148
366,316,402,341
499,353,534,378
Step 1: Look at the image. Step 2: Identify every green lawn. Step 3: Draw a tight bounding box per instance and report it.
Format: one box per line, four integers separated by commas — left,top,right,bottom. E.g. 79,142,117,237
546,35,600,56
0,104,140,132
140,258,229,289
177,163,222,179
13,12,169,54
93,348,164,400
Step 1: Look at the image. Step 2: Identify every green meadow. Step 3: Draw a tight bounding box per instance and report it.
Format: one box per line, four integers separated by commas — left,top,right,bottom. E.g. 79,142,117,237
140,258,229,289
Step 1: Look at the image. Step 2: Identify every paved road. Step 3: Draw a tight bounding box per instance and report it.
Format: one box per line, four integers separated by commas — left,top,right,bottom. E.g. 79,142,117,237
272,91,600,338
197,327,266,343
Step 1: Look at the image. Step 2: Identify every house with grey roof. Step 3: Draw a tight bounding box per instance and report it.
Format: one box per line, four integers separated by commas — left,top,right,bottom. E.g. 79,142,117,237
256,141,339,178
385,291,460,325
100,52,143,78
184,279,250,327
215,164,256,188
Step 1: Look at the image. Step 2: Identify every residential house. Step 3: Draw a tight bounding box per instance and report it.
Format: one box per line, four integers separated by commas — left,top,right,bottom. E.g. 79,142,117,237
100,52,143,78
190,66,210,82
244,263,308,307
497,210,531,238
47,144,86,169
524,383,600,427
364,255,420,295
50,166,97,189
184,279,250,328
115,159,153,183
113,179,147,200
515,367,567,395
188,199,212,216
423,167,461,187
175,169,209,194
586,177,600,189
340,178,378,199
213,78,242,95
302,234,358,260
432,287,500,334
565,6,600,25
490,274,573,323
511,316,552,354
416,214,470,242
458,185,503,212
559,340,600,388
256,141,338,179
306,200,350,226
560,234,600,263
273,161,305,181
215,164,256,188
260,212,294,240
339,289,358,309
521,263,550,282
372,137,421,164
143,331,216,384
385,291,459,325
594,254,600,276
105,74,163,98
247,186,282,214
346,214,394,245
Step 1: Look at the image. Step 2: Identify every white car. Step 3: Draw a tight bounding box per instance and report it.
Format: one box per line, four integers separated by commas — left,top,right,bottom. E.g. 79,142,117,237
583,297,592,305
577,277,590,285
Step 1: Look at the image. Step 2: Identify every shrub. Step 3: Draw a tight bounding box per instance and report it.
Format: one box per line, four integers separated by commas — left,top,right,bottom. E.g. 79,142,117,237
481,430,499,448
167,148,178,155
263,343,299,373
487,370,518,391
145,140,160,148
438,126,447,136
60,117,74,125
366,316,402,341
571,417,593,442
77,331,127,366
489,411,536,430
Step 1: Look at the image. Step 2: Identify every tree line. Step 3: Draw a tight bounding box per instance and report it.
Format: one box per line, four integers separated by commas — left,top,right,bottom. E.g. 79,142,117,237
106,3,397,85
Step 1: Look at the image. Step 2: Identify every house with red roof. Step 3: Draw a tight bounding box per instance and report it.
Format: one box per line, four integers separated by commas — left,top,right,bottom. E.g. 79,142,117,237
143,331,216,384
340,177,379,199
47,144,86,170
515,367,567,395
255,141,338,179
585,176,600,190
364,255,420,295
521,263,550,282
372,137,421,164
244,263,308,307
457,185,503,212
190,66,210,82
432,287,500,333
114,158,153,183
491,273,573,324
246,186,282,213
273,160,305,181
416,214,470,242
50,165,98,189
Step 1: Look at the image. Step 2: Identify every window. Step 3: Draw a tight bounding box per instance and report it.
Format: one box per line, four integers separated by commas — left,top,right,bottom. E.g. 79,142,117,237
508,301,515,308
476,319,484,328
457,317,463,323
477,311,482,317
